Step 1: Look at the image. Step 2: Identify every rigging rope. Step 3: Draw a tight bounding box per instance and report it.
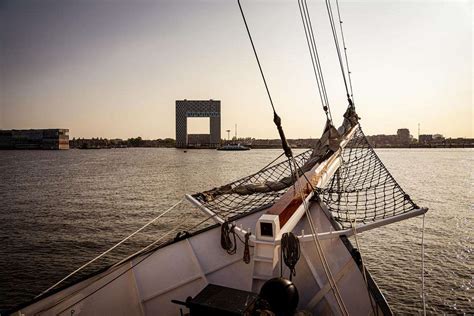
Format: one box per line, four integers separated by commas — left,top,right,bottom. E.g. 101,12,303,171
54,219,190,315
297,0,332,123
37,201,207,314
112,204,229,269
291,157,349,315
335,0,355,103
237,0,293,158
36,198,185,298
325,0,352,104
350,218,377,315
45,199,239,315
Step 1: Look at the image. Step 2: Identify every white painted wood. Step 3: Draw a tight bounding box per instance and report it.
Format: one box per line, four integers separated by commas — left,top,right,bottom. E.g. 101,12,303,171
130,261,146,316
298,207,429,242
256,214,280,241
306,258,354,310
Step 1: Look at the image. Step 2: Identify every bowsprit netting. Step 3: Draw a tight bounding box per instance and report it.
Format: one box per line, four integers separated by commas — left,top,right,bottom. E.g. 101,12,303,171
319,125,418,229
192,150,312,219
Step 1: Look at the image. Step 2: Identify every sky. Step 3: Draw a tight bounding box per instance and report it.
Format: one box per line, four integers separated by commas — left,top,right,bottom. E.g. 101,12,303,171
0,0,472,139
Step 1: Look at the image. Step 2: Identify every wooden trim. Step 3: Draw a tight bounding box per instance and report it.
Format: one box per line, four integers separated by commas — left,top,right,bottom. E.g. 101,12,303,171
268,124,359,230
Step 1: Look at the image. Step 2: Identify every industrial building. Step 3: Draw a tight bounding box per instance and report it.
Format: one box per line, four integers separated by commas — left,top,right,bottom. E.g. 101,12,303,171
397,128,411,145
0,129,69,149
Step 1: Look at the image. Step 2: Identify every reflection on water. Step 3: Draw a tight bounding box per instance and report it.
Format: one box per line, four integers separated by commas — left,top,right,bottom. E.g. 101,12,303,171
0,148,472,313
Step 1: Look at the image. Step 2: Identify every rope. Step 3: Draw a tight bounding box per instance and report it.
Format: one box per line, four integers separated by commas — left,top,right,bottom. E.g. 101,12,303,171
221,220,253,264
350,218,377,315
335,0,355,103
221,221,237,255
281,232,300,280
36,202,203,314
237,0,292,158
54,223,187,316
35,198,184,298
243,232,251,264
325,0,350,100
291,157,348,315
421,213,426,315
297,0,332,122
111,206,228,269
46,201,232,315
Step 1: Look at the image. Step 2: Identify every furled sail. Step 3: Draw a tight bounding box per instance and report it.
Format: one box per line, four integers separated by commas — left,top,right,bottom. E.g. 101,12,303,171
192,149,312,219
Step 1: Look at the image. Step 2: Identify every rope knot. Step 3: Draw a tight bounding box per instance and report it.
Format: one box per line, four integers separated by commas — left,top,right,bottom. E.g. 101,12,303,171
243,232,251,264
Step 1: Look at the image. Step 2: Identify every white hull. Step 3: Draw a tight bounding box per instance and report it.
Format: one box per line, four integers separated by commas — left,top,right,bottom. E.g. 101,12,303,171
12,123,427,316
13,199,391,316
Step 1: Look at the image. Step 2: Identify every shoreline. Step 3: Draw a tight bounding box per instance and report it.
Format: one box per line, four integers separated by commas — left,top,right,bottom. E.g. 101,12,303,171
1,145,472,151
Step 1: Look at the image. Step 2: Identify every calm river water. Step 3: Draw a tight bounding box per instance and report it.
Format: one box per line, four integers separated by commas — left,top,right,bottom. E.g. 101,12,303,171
0,148,472,314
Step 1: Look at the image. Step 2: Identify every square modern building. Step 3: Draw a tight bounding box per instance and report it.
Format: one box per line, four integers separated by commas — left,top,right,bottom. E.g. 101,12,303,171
175,100,221,148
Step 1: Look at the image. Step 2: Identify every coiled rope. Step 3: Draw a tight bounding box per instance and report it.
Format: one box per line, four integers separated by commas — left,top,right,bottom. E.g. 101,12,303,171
243,232,251,264
221,221,237,255
220,220,253,264
281,232,301,281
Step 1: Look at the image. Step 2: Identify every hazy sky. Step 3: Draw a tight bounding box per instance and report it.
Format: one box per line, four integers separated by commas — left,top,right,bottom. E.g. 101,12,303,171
0,0,472,139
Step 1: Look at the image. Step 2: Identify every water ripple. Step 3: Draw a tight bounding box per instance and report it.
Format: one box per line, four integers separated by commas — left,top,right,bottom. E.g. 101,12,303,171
0,148,472,314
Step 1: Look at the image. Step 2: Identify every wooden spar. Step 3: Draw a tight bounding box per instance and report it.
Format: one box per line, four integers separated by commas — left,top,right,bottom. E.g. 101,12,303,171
186,194,224,224
187,124,359,241
185,193,256,242
266,124,358,230
297,207,428,242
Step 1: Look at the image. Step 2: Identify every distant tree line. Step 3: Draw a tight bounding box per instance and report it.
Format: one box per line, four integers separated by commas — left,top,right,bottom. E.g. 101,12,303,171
70,137,175,149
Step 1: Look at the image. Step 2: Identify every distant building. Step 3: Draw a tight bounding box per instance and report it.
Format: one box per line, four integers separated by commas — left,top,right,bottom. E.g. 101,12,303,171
366,134,398,147
0,129,69,149
419,134,433,144
175,99,221,148
433,134,445,141
397,128,410,145
187,134,212,147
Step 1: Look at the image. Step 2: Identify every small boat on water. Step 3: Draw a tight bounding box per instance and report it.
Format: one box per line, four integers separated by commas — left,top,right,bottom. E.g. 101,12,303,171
9,1,428,315
218,143,251,151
